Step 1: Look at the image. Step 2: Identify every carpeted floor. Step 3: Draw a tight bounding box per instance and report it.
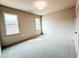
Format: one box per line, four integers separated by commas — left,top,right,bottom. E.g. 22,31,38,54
78,43,79,58
0,43,1,58
2,35,77,58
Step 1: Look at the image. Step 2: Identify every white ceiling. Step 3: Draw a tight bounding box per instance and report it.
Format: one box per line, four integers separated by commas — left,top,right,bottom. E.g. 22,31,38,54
0,0,76,15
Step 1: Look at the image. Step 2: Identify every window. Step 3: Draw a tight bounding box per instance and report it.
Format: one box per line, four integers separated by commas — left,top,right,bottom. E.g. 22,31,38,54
4,13,20,35
35,18,41,31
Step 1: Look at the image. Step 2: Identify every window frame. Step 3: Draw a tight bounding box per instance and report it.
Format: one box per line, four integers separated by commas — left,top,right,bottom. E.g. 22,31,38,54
35,17,41,31
3,13,20,36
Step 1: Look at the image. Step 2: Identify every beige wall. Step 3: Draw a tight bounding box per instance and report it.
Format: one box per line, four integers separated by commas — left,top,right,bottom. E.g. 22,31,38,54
76,0,79,32
76,0,79,54
42,8,75,39
76,16,79,32
0,6,41,47
0,8,1,58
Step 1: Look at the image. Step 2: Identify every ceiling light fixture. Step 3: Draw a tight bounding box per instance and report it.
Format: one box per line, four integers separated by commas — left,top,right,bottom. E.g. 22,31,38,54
34,1,47,10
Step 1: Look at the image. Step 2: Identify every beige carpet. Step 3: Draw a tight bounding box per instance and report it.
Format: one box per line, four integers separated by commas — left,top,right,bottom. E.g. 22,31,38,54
2,35,77,58
0,43,1,58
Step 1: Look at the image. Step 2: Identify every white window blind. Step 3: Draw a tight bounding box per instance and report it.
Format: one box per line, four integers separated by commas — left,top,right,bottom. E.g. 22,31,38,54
35,18,41,31
4,13,20,35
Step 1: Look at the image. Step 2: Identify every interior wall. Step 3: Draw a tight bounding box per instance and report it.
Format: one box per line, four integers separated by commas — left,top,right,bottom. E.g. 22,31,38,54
0,6,41,47
0,7,2,58
75,0,79,54
76,0,79,57
0,29,1,58
42,7,75,39
76,16,79,32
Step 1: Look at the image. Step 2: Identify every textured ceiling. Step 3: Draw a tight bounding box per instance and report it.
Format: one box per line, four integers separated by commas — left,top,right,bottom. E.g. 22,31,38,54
0,0,76,15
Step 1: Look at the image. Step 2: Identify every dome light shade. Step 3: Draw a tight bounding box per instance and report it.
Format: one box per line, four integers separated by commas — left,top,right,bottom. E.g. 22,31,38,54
34,1,47,10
